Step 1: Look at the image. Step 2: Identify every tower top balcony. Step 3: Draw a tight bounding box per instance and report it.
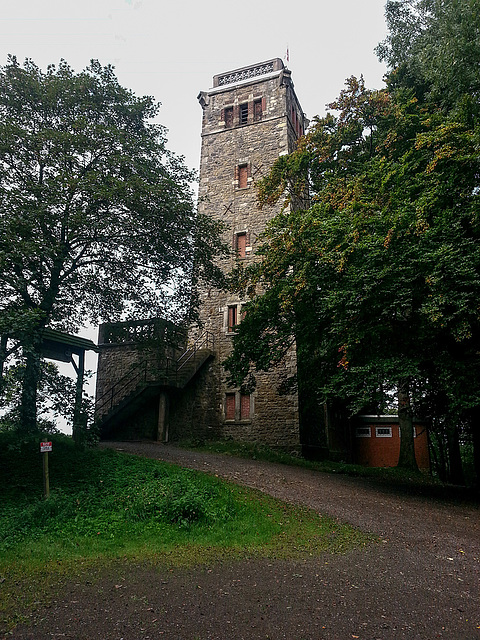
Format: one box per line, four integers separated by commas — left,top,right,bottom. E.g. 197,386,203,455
212,58,286,90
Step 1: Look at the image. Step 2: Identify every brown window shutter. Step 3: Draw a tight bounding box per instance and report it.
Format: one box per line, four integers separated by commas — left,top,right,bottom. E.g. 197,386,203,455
238,165,248,189
240,394,250,419
228,306,237,332
236,233,246,258
225,393,236,420
262,97,266,111
225,106,234,128
253,99,263,121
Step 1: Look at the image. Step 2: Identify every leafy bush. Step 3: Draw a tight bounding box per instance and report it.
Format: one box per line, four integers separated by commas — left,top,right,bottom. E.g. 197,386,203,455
0,434,242,551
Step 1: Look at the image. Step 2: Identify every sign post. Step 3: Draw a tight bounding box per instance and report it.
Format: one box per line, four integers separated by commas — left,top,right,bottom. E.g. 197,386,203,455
40,442,52,499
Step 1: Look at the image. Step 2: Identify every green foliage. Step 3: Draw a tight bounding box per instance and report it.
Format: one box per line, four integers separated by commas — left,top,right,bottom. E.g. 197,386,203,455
0,434,366,558
0,56,225,432
0,434,371,630
225,5,480,476
0,360,91,432
377,0,480,112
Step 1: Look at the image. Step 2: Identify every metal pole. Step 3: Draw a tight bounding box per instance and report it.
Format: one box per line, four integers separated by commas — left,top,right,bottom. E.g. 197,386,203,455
43,451,50,499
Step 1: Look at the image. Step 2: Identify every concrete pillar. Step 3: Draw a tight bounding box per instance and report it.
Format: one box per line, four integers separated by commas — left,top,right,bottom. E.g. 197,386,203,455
157,392,169,442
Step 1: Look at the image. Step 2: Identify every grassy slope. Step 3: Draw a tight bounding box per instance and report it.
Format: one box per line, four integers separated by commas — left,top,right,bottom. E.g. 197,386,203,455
0,434,372,631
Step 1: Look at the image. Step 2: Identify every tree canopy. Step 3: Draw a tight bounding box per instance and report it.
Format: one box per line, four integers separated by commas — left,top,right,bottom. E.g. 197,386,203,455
0,57,223,433
225,1,480,478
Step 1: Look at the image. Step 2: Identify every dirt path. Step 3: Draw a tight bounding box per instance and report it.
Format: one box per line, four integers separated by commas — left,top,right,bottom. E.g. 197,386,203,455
10,442,480,640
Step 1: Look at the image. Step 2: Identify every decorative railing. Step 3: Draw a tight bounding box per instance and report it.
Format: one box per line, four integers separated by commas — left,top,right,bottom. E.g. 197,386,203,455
216,62,275,87
99,318,186,347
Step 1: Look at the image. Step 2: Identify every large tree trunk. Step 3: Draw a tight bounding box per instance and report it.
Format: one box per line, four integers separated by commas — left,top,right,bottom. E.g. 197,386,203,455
19,331,43,434
397,378,419,471
472,421,480,490
0,334,8,394
445,421,465,485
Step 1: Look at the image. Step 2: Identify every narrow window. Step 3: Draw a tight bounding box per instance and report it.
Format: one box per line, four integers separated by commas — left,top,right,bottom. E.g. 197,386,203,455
236,232,247,258
355,427,371,438
253,99,263,121
376,427,392,438
225,393,236,420
225,106,234,128
239,103,248,125
240,394,251,419
227,305,238,333
238,164,248,189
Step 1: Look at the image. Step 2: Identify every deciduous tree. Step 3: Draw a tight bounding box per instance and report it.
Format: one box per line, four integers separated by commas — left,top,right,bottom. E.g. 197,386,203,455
226,73,480,475
0,57,224,433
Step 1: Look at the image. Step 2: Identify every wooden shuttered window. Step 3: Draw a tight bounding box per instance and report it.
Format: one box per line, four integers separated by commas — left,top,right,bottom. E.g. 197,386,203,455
239,103,248,125
236,232,247,258
227,305,237,333
240,394,251,419
225,392,251,421
253,98,263,121
238,164,248,188
224,106,234,128
225,393,236,420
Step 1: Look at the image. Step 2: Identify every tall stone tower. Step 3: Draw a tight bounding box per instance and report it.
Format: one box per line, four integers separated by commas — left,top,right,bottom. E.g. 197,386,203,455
179,59,308,448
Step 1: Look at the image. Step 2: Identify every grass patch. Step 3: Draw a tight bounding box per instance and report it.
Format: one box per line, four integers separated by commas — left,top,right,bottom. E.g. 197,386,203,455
0,433,371,632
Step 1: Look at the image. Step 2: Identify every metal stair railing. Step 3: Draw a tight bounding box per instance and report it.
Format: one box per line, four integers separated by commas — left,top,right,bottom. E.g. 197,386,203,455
95,331,215,421
95,359,149,418
176,331,214,378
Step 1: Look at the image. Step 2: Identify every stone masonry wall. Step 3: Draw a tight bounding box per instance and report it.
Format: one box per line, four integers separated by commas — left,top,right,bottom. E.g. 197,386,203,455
95,318,186,426
182,60,307,450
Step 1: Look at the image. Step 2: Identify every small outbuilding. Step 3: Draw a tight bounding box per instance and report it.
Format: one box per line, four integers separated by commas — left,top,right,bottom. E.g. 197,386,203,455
354,415,430,470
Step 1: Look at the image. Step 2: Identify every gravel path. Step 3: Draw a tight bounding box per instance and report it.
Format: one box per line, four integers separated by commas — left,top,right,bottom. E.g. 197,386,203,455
11,441,480,640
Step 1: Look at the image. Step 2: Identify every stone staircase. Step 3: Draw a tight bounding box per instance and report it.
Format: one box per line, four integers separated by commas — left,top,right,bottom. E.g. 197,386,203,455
95,332,214,434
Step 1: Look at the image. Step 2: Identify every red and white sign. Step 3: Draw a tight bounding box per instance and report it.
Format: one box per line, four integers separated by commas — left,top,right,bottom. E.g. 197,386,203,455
40,441,52,453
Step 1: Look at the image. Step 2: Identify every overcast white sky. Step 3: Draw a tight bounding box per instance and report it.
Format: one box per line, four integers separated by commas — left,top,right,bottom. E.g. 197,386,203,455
0,0,389,174
0,0,389,431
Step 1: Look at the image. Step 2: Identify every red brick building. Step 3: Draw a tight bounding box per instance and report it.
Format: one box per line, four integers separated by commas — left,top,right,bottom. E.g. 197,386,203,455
354,416,430,470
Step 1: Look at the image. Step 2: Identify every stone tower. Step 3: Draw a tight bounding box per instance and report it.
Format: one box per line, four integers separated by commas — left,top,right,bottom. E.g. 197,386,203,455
179,59,308,448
